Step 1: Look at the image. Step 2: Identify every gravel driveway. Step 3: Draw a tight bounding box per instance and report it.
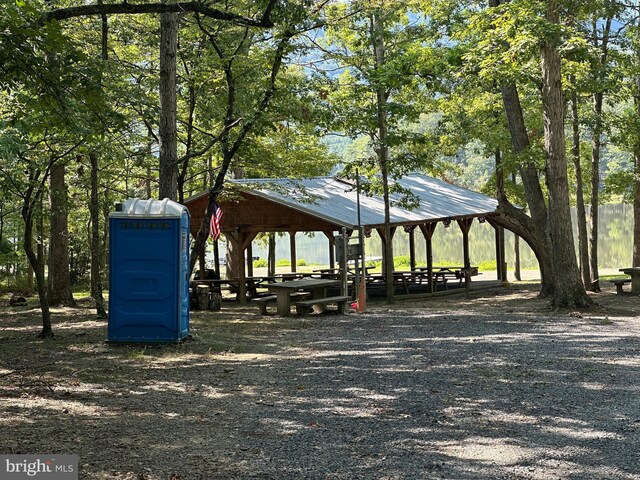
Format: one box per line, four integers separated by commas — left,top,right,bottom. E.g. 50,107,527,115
1,285,639,479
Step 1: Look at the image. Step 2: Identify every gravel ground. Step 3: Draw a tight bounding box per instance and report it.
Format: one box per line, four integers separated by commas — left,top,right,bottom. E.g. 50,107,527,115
1,284,640,479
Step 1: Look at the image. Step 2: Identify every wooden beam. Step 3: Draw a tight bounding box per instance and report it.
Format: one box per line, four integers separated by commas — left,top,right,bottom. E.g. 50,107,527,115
419,223,437,293
323,231,336,268
457,218,473,291
499,226,507,281
225,230,258,304
237,231,257,304
377,227,397,277
289,232,297,272
213,239,220,275
494,225,501,281
247,241,254,277
408,226,416,271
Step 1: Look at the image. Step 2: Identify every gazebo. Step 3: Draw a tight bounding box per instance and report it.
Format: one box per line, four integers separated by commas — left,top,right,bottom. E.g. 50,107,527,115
184,173,503,301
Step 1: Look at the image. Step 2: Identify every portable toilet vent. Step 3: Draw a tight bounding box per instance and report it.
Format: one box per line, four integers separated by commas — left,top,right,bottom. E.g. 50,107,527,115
108,198,190,342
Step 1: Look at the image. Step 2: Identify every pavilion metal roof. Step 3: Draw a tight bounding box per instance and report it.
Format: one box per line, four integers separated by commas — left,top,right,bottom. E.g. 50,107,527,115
225,173,498,229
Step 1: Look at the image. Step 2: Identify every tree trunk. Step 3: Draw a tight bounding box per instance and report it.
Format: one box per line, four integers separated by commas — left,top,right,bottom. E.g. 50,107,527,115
570,86,591,288
370,13,394,304
541,0,591,308
489,0,554,293
589,93,602,291
588,16,611,291
499,83,554,296
89,153,107,318
0,202,3,249
634,145,640,267
158,11,178,201
634,76,640,267
47,162,76,307
22,197,53,338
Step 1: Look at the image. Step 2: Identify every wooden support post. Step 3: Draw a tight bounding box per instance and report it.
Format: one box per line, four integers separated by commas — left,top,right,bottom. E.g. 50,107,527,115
268,233,276,277
236,231,258,303
289,231,297,272
226,231,257,304
247,241,254,277
514,234,521,281
376,228,387,277
237,239,246,303
494,224,503,281
499,226,507,281
408,226,416,271
213,238,220,276
324,231,336,269
376,226,397,283
457,218,473,291
419,223,437,293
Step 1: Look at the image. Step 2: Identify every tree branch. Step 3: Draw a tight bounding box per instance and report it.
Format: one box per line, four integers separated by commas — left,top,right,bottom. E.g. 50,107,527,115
44,1,274,27
176,117,242,166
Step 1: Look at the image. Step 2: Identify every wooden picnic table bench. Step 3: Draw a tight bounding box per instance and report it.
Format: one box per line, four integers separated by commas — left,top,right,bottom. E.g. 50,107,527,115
294,295,351,315
612,278,632,295
619,268,640,294
252,291,310,315
267,278,341,316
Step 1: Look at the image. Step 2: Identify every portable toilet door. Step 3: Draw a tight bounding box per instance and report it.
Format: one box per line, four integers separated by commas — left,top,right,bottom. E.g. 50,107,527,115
108,198,190,342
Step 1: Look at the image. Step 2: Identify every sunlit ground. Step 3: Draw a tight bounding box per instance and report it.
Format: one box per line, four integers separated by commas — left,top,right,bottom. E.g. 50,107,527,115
1,282,639,479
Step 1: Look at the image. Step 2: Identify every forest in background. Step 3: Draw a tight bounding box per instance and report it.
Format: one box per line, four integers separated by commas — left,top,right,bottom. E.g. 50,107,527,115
2,0,640,333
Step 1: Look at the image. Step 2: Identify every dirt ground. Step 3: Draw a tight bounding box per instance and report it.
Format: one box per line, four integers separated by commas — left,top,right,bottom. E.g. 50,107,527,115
1,282,639,479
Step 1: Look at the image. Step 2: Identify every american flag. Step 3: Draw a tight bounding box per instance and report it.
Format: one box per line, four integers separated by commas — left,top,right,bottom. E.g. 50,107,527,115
209,202,223,241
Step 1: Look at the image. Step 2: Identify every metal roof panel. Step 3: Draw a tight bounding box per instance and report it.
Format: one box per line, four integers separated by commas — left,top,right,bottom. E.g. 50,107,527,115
228,173,498,228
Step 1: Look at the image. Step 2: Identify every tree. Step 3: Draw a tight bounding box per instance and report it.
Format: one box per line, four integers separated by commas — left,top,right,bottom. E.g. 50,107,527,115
439,0,556,296
45,0,277,206
541,0,591,307
317,1,441,302
47,162,76,306
0,3,98,335
442,0,593,306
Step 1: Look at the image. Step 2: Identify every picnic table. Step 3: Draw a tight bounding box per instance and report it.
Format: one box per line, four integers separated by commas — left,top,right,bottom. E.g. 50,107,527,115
273,272,318,281
619,267,640,294
191,275,275,301
267,278,341,316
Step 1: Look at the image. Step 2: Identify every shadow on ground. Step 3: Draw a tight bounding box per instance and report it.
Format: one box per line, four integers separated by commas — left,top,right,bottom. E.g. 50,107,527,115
0,284,639,479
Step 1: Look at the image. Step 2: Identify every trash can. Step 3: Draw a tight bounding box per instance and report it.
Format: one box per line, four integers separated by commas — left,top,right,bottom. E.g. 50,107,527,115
108,198,190,342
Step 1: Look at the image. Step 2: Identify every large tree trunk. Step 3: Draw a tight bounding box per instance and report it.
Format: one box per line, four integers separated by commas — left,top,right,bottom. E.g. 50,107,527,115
541,0,591,308
89,153,107,318
47,163,76,307
499,83,554,295
570,86,591,288
158,12,178,201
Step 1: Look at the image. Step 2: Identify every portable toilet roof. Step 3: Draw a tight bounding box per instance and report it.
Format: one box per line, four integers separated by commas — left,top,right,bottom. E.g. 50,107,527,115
110,198,190,218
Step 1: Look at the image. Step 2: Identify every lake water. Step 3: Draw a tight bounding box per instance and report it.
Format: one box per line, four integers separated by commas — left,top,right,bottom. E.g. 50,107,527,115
249,204,635,269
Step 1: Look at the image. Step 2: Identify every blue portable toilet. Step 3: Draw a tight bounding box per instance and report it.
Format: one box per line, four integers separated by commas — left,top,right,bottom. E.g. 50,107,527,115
108,198,190,342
